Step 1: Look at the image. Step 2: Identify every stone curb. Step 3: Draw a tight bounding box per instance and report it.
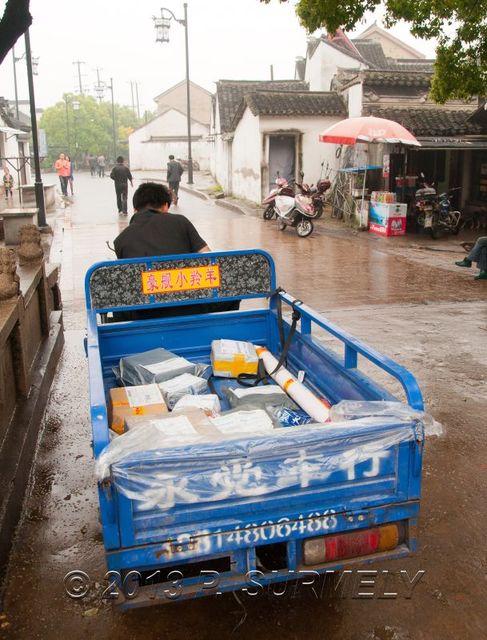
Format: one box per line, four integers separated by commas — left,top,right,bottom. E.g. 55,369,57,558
213,199,247,215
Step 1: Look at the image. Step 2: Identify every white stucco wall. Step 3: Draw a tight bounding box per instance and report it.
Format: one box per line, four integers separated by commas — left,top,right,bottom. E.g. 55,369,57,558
306,41,367,91
346,83,363,118
211,102,230,192
231,107,261,202
229,111,344,204
260,114,343,188
128,109,210,171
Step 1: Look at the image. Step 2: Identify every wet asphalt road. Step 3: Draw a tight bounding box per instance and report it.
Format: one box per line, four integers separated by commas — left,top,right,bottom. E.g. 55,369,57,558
1,172,486,640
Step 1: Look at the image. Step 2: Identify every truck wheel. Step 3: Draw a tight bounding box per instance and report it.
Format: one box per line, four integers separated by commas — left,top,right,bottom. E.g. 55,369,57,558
296,219,313,237
278,219,286,231
263,205,276,220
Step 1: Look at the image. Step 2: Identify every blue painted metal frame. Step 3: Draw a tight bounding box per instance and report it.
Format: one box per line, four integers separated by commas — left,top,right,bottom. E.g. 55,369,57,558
85,249,425,607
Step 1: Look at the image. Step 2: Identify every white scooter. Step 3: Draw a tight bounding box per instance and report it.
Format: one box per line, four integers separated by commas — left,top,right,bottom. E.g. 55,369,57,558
274,191,319,237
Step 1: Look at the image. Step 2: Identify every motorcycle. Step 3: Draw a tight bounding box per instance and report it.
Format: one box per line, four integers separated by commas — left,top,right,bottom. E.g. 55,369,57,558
414,181,438,233
430,190,462,238
415,179,462,238
274,185,326,237
262,176,295,220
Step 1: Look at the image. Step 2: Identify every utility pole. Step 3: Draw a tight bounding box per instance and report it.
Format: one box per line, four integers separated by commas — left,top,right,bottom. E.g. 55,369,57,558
135,82,140,119
183,3,193,184
130,81,135,115
108,78,117,162
73,60,85,94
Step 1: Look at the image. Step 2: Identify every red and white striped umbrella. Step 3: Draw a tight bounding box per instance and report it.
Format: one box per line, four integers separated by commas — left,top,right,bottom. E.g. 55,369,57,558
319,116,421,146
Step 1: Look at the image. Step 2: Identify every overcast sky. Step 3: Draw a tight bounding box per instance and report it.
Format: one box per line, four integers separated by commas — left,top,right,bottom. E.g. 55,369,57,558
0,0,437,116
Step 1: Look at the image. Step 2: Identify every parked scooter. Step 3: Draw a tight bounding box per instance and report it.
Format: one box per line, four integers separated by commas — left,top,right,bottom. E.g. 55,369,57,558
295,177,331,219
262,175,295,220
274,184,326,237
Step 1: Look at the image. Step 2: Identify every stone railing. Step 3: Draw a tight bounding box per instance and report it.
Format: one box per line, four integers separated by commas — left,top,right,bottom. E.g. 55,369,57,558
0,233,64,588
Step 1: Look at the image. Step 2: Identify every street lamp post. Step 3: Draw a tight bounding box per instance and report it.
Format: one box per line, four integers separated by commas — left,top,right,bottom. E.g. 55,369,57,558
24,28,46,228
12,44,39,120
72,100,80,166
153,3,194,184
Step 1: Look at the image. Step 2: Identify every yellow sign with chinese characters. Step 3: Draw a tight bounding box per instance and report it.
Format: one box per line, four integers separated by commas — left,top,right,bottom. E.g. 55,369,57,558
141,265,221,295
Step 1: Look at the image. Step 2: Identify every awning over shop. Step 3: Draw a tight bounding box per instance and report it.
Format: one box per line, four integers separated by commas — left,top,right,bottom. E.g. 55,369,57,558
416,137,487,150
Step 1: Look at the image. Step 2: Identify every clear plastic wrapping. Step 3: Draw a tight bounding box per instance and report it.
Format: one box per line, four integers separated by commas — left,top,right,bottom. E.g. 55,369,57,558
96,416,419,511
329,401,444,437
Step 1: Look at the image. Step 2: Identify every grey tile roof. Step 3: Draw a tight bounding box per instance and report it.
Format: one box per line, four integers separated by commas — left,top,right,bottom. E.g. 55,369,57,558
362,70,432,88
216,80,308,132
352,39,389,69
389,59,435,72
0,97,30,132
364,106,483,136
243,91,347,118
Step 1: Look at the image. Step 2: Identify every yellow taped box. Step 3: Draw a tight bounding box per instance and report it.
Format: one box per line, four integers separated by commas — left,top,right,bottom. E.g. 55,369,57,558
211,339,259,378
109,384,168,434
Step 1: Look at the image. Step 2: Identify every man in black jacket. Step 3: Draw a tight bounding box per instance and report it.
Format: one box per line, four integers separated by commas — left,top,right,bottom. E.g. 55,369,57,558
114,182,209,258
113,182,238,320
166,154,183,205
110,156,133,215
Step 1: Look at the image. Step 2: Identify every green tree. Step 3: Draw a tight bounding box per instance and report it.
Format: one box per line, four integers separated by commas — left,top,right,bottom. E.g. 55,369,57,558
260,0,487,102
39,94,142,166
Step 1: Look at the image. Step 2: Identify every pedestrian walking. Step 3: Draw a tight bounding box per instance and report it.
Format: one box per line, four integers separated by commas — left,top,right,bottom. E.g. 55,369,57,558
109,156,133,215
455,236,487,280
54,153,70,196
97,154,106,178
88,155,97,177
3,166,14,200
166,154,183,205
66,155,74,196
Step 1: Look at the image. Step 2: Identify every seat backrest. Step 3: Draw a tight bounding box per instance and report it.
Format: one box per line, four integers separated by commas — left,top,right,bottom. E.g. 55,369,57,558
85,249,276,313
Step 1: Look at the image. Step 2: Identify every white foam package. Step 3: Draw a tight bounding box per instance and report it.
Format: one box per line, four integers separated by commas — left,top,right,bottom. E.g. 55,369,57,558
172,394,221,416
210,409,274,434
158,373,209,410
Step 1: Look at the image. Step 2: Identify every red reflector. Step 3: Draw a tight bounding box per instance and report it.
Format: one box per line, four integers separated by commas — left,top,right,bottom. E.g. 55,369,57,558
303,524,401,566
324,529,380,562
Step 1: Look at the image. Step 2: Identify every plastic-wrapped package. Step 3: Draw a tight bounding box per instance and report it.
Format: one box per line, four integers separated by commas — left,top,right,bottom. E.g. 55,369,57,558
118,348,197,386
158,373,208,410
172,394,221,417
210,409,274,434
125,408,214,432
98,417,419,511
266,404,313,428
211,339,258,378
329,401,444,437
224,385,298,410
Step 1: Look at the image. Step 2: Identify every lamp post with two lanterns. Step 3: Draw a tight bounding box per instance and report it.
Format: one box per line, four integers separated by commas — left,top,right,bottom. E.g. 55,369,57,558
153,3,194,184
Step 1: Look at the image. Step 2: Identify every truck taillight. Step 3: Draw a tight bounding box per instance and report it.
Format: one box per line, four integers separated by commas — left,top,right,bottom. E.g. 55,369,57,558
303,524,402,566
